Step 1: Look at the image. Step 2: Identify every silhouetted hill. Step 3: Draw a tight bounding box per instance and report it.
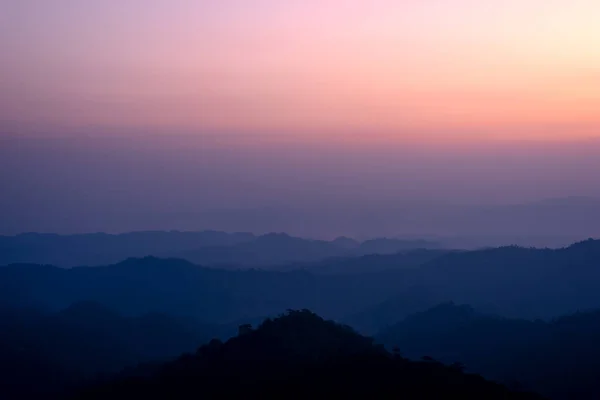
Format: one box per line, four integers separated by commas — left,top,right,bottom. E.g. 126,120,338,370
376,303,600,399
0,231,441,268
75,310,541,400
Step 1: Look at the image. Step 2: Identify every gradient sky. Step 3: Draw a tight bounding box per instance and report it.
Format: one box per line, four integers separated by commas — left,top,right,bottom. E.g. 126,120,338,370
2,1,600,239
2,0,599,142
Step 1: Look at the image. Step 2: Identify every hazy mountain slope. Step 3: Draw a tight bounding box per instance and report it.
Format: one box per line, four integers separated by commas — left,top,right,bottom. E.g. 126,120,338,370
0,231,255,267
0,231,441,268
278,249,451,274
412,239,600,318
376,303,600,399
3,239,600,327
0,302,229,399
0,257,409,322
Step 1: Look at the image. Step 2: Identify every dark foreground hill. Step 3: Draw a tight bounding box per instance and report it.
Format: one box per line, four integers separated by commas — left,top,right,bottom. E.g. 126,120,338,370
74,310,541,400
0,302,237,399
376,303,600,399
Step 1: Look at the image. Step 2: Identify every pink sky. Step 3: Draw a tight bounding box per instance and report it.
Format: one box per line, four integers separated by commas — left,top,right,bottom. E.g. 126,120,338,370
1,0,599,143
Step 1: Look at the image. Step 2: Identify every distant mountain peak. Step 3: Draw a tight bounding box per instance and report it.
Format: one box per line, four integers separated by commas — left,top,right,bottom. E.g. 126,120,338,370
331,236,360,248
565,238,600,251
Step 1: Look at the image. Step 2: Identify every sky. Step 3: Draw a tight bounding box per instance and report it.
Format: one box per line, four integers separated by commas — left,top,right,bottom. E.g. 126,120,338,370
1,0,599,142
1,1,600,239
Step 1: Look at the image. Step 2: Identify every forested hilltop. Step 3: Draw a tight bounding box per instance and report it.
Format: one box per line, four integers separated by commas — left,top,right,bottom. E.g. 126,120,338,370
74,310,542,400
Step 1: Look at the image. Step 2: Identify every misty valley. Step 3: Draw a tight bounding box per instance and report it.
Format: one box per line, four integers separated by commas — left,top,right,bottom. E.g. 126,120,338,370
1,231,600,399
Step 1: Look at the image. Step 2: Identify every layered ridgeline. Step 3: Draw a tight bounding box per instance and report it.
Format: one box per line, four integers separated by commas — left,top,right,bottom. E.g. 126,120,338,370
0,231,441,268
3,239,600,325
3,239,600,398
74,310,541,400
376,303,600,399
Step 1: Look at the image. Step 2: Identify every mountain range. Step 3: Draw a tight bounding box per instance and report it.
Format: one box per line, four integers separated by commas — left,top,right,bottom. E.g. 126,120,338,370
4,238,600,398
0,231,441,268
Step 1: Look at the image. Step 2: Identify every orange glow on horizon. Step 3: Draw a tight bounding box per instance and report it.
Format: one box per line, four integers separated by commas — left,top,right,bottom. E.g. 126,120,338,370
1,0,599,143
